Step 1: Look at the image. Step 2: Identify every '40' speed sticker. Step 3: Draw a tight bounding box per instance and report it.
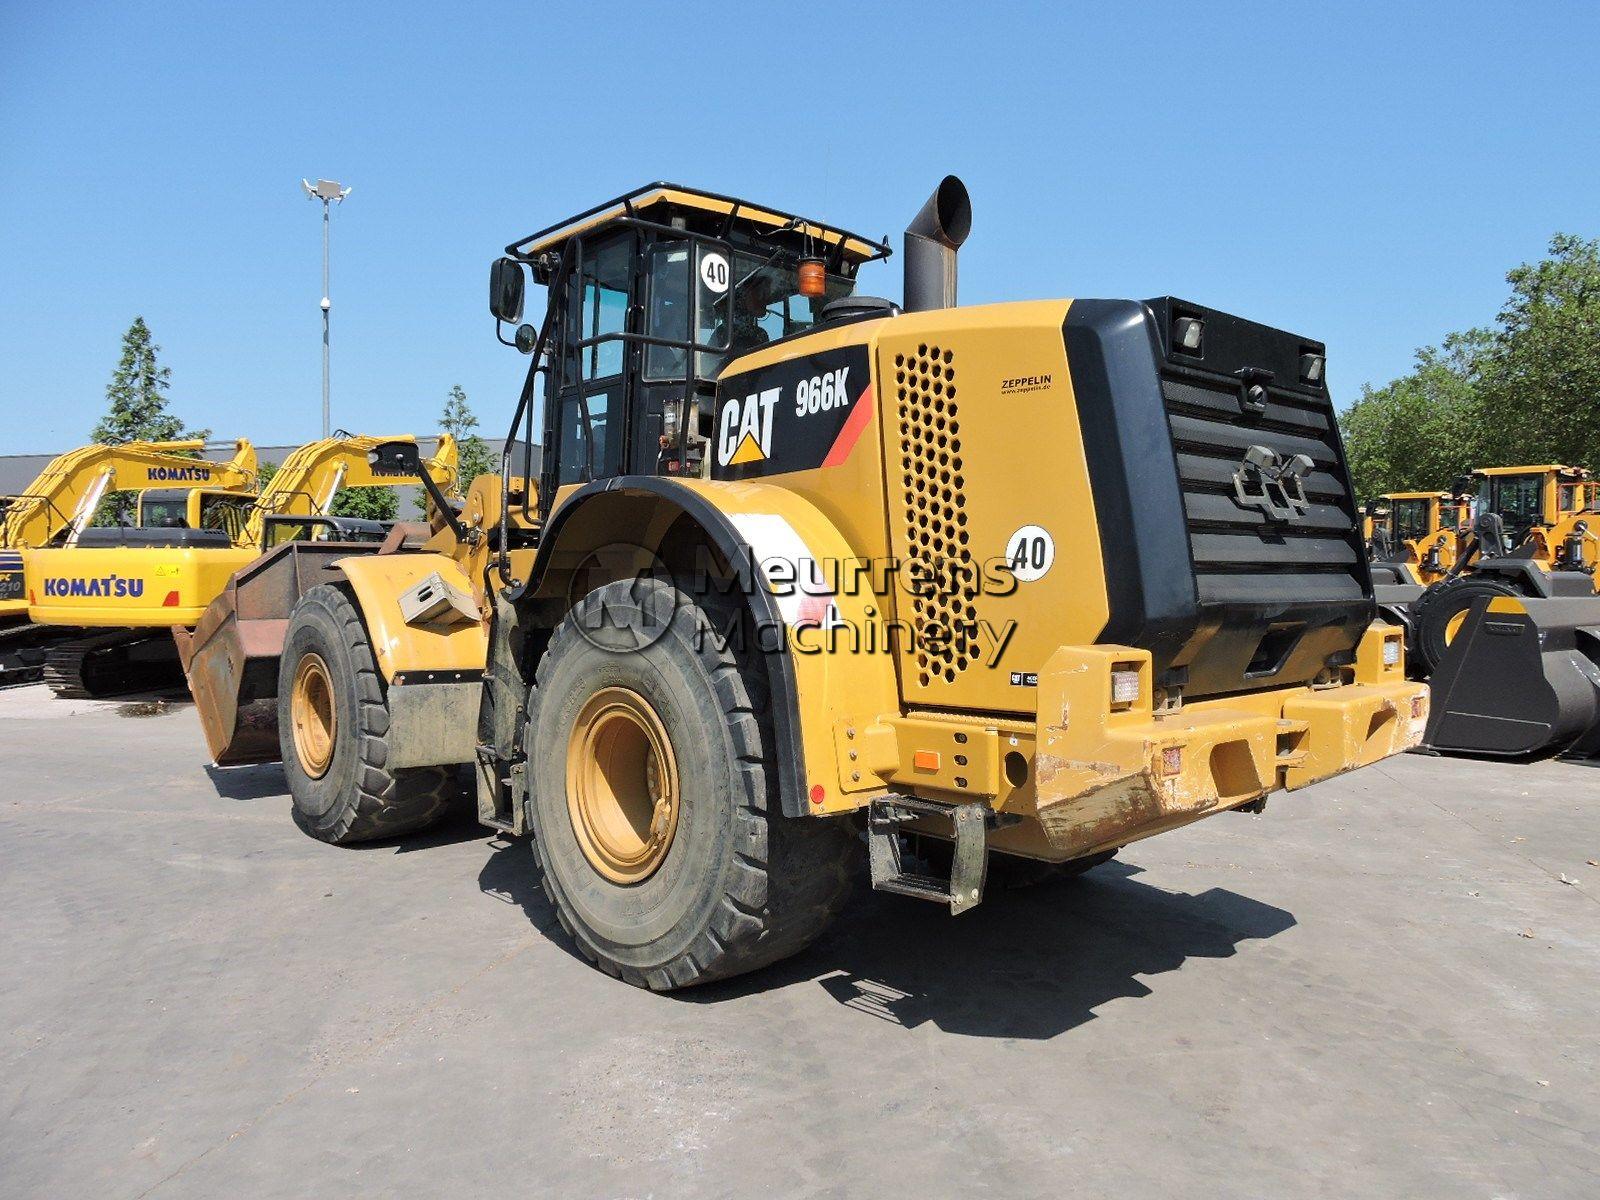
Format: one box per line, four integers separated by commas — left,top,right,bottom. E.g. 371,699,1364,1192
1005,525,1054,582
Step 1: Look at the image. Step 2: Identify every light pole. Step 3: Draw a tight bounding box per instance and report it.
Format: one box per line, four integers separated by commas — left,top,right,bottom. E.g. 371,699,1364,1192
301,178,351,439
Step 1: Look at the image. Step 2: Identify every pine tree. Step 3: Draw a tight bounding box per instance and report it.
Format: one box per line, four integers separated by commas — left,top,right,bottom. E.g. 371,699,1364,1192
413,385,494,515
442,384,495,484
89,317,206,523
92,317,197,444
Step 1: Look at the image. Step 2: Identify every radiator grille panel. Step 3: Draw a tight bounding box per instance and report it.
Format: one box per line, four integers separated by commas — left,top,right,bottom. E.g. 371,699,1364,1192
894,343,979,686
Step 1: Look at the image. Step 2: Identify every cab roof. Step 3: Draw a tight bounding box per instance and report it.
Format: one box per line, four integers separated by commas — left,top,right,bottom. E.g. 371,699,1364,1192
506,183,891,264
1474,464,1587,478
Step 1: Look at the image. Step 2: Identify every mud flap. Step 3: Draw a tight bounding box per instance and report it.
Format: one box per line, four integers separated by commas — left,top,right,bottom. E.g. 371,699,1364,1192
1422,596,1600,760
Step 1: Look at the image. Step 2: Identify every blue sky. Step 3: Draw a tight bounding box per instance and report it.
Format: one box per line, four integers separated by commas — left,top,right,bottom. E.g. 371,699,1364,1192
2,1,1597,454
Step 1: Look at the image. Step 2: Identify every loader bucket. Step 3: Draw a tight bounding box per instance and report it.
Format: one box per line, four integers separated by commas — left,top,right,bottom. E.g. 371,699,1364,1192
176,541,379,765
1422,595,1600,760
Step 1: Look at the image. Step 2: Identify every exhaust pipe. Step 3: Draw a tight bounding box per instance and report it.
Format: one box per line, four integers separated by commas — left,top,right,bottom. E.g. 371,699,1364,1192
903,175,972,312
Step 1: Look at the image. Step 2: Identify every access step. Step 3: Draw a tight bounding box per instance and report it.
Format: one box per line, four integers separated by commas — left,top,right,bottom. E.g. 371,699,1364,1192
866,794,988,915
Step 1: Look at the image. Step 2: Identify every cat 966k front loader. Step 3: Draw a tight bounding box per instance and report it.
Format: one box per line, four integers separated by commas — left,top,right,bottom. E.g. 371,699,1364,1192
182,178,1427,990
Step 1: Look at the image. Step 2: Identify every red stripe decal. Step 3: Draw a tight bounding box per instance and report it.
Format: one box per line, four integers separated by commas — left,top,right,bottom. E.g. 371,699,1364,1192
821,384,875,468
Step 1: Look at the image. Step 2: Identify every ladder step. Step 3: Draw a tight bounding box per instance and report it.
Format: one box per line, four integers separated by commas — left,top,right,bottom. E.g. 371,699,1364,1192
867,794,988,914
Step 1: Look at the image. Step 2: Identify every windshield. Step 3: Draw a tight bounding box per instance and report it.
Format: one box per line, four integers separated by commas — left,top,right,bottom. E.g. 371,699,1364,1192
138,494,190,528
1392,499,1431,543
644,242,853,382
1486,474,1544,534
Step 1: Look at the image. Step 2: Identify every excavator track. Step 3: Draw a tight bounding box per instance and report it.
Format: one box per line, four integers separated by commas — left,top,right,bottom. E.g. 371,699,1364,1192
0,620,62,688
43,629,184,699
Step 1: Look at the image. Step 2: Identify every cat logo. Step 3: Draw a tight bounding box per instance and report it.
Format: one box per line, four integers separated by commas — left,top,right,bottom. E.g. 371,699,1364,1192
717,387,780,467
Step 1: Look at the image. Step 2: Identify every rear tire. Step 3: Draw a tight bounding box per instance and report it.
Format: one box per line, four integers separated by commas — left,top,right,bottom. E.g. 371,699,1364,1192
1411,575,1524,676
523,578,857,990
278,584,458,845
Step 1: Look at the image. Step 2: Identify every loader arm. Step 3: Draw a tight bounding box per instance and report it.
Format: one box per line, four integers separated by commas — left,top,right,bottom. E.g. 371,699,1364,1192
0,439,258,551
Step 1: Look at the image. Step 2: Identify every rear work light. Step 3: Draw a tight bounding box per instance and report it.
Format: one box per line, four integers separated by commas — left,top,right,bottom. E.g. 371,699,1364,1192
1173,316,1203,355
1382,638,1402,667
1110,668,1142,706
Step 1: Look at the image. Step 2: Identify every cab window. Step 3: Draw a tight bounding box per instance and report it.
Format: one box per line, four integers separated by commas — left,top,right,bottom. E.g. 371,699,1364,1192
556,393,615,485
570,237,630,380
1391,499,1431,543
1488,474,1543,532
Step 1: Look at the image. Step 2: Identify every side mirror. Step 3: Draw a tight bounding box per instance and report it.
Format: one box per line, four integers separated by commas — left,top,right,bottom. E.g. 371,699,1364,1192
490,257,526,324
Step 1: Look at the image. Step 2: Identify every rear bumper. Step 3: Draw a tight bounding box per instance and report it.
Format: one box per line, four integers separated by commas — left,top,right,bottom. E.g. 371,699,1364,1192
1026,629,1426,857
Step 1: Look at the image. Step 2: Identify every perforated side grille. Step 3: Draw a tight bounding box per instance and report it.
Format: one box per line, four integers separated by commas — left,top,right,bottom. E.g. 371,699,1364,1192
894,343,978,686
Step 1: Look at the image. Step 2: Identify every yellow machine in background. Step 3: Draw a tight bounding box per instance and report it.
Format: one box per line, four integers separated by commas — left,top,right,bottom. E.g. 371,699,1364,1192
1366,489,1470,586
21,434,456,696
183,179,1427,991
0,439,257,685
1396,464,1600,760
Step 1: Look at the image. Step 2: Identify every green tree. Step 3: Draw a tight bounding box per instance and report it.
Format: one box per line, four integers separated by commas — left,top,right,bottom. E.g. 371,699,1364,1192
1341,232,1600,497
1474,233,1600,470
330,485,399,522
92,317,202,444
90,317,207,524
1340,330,1490,499
414,384,493,515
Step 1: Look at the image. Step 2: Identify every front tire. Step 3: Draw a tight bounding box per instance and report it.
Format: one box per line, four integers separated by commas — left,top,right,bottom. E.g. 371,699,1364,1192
523,578,857,990
278,584,458,844
1411,575,1525,676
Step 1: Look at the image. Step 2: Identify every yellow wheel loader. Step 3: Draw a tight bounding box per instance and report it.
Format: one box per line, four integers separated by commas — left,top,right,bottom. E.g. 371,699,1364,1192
0,438,257,686
182,178,1426,990
21,434,455,696
1405,465,1600,759
1365,489,1470,586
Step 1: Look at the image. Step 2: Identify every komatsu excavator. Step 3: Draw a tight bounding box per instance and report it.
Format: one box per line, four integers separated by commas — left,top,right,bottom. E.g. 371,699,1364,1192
0,439,257,685
21,434,455,696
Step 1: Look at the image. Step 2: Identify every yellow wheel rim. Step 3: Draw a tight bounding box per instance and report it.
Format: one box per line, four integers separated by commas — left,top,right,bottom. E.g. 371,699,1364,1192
566,687,680,884
1444,609,1469,646
291,652,337,779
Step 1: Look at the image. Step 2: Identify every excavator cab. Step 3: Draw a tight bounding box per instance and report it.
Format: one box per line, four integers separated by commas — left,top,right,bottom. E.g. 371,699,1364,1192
489,184,891,521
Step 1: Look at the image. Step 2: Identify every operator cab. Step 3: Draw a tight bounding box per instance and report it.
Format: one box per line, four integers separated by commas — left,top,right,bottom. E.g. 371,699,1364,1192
137,488,253,538
489,184,891,518
1476,465,1592,545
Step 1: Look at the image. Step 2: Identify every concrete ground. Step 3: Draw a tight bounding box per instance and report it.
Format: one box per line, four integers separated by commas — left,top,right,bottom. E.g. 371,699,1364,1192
1,684,1597,1200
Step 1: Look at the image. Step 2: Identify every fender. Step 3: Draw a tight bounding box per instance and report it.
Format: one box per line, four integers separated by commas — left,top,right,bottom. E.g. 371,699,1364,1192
521,476,901,818
335,552,488,682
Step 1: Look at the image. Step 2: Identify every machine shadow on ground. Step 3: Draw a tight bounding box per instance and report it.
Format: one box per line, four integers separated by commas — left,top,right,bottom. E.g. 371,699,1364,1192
475,838,1296,1040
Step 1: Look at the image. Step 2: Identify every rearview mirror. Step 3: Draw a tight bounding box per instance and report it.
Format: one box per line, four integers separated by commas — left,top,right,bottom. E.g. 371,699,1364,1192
490,257,526,323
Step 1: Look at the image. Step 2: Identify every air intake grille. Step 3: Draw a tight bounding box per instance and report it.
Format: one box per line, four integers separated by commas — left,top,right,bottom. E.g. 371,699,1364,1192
894,343,979,686
1160,372,1365,607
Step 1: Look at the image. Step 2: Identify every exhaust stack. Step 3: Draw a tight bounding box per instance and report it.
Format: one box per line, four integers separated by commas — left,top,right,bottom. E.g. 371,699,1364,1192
903,175,972,312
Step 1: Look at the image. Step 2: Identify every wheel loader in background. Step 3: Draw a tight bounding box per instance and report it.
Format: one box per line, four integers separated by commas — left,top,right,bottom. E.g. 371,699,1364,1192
1365,489,1471,587
1402,464,1600,760
21,433,455,696
181,177,1427,991
0,438,258,686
